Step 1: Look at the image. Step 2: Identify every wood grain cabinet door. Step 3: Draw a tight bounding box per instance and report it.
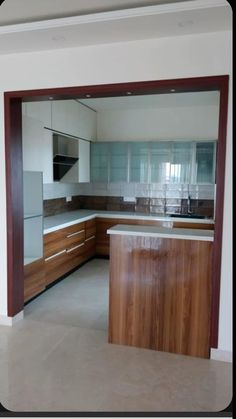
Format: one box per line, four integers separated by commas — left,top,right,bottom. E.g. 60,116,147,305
109,235,212,358
24,258,45,302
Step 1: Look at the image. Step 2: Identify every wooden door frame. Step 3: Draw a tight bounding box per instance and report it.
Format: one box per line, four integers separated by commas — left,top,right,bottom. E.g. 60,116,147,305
4,75,229,348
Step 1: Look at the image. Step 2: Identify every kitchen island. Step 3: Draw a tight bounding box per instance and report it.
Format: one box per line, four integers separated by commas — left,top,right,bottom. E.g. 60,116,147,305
108,225,214,358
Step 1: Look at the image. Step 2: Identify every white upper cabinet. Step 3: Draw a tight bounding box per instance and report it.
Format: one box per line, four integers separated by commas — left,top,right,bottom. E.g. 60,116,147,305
23,101,52,128
51,100,70,135
22,116,53,184
76,101,97,141
23,99,97,141
51,100,96,140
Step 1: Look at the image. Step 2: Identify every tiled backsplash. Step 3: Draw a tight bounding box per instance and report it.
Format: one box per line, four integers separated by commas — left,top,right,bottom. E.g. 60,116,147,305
43,182,215,217
44,193,214,218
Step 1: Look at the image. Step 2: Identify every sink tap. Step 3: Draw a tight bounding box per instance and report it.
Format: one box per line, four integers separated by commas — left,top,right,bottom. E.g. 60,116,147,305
187,195,192,214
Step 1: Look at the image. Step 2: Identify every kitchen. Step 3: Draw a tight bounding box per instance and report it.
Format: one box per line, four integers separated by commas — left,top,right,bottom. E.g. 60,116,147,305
22,89,218,359
0,0,232,415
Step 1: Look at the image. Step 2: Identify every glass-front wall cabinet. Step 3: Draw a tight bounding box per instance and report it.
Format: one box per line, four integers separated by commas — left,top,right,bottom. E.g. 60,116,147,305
91,140,216,184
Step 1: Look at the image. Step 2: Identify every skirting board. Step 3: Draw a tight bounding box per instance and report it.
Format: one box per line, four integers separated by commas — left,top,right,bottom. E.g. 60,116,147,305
210,348,232,363
0,310,24,326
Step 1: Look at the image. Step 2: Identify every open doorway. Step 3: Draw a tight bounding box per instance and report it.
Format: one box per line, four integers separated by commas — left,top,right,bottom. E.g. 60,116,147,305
4,76,229,350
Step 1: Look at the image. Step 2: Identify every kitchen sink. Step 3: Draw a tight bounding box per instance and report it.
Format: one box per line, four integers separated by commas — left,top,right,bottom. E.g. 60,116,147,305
168,214,206,219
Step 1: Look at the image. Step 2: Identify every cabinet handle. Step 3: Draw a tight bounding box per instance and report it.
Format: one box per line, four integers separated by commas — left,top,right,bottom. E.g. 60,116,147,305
85,235,96,242
45,249,66,261
66,229,85,238
67,242,85,253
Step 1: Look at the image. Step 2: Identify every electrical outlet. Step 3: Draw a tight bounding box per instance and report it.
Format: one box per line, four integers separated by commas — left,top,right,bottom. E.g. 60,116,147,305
123,197,136,203
66,196,72,202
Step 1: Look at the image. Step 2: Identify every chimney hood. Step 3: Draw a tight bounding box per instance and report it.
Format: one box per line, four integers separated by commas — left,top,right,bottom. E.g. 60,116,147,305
53,133,79,181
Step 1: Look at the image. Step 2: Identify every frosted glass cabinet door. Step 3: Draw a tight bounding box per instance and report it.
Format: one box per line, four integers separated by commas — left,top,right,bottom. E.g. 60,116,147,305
110,142,128,182
129,142,149,182
196,142,215,184
170,142,192,183
91,143,109,182
150,142,171,183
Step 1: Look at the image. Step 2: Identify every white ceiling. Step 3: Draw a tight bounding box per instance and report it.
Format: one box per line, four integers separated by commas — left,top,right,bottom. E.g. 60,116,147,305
0,0,192,26
0,0,232,55
79,91,220,111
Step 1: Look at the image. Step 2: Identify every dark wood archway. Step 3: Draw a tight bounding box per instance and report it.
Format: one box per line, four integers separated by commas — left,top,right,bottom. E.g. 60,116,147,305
4,75,229,348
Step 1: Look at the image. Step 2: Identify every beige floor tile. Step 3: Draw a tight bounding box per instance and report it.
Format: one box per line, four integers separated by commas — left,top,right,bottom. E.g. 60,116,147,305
0,258,232,413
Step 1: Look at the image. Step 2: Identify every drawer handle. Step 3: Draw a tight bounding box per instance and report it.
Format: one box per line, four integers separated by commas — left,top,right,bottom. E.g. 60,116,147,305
45,249,66,262
85,235,96,242
67,242,85,253
67,229,85,238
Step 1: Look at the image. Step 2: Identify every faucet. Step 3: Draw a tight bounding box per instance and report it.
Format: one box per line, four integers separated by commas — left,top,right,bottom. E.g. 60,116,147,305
187,194,192,214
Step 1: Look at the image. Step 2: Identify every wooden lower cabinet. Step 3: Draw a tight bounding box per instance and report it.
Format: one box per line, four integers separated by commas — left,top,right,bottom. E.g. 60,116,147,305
45,250,69,286
25,216,214,305
24,258,45,302
44,219,96,286
109,234,213,358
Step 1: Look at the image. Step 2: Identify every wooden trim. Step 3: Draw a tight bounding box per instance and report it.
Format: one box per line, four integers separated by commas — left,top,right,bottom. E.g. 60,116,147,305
210,76,229,348
4,96,24,317
4,76,229,347
5,75,229,101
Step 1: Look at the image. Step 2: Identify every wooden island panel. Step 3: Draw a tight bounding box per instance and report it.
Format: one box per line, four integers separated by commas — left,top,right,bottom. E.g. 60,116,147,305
109,234,212,358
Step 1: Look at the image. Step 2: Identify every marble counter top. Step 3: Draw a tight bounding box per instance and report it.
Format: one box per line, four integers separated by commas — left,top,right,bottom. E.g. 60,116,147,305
43,210,214,234
107,224,214,241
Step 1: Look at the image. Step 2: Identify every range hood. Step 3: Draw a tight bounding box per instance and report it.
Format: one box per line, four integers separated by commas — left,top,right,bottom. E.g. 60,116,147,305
53,154,78,181
53,134,79,181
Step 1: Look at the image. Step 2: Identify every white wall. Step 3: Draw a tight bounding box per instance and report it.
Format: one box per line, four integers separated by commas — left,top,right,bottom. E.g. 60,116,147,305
0,30,232,352
97,97,219,141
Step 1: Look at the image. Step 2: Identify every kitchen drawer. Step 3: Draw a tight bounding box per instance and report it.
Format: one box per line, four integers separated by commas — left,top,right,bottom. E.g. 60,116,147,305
44,230,68,258
85,219,96,240
45,249,70,286
86,225,96,240
84,235,96,259
63,222,85,236
66,241,87,271
85,219,96,229
65,227,85,249
44,222,85,258
24,258,45,302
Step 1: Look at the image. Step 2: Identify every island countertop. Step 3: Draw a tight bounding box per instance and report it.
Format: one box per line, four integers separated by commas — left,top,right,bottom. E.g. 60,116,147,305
107,224,214,241
43,210,214,234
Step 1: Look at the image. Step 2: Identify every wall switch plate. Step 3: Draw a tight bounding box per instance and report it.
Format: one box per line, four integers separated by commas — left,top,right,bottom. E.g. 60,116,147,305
123,197,136,202
66,196,72,202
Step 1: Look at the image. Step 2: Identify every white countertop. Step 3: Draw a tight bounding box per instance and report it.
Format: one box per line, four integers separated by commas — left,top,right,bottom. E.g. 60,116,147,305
43,210,214,234
107,224,214,242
